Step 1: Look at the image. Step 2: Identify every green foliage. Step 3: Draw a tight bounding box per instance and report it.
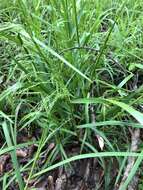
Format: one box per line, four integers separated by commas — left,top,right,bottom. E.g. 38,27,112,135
0,0,143,189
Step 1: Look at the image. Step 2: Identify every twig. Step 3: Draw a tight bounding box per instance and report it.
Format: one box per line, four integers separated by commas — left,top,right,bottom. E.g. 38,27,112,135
117,128,140,190
84,160,90,182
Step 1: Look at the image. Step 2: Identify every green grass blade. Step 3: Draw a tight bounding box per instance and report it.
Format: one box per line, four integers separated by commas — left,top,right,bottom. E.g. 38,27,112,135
0,82,22,102
72,0,80,46
33,152,143,178
107,99,143,125
2,122,24,190
78,121,143,129
72,98,143,125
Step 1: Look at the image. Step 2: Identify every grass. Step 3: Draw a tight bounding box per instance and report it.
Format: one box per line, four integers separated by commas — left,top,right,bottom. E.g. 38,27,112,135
0,0,143,189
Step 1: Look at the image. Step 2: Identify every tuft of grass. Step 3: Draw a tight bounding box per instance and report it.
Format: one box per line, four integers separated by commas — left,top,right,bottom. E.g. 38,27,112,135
0,0,143,189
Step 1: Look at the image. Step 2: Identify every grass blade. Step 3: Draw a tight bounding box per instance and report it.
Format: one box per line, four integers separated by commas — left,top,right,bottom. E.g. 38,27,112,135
2,122,24,190
72,98,143,125
33,151,143,178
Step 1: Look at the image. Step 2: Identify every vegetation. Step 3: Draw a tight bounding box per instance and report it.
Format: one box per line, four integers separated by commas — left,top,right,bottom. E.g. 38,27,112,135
0,0,143,189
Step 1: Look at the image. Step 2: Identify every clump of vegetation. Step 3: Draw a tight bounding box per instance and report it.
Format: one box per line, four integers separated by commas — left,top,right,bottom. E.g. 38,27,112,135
0,0,143,189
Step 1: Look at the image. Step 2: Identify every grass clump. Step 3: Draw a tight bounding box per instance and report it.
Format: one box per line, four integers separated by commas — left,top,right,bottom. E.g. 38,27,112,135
0,0,143,189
